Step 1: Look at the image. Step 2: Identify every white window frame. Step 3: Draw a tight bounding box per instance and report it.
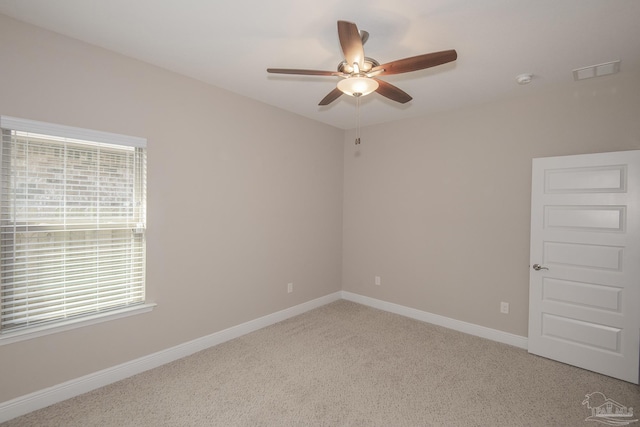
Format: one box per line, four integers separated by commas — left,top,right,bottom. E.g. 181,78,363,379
0,116,154,345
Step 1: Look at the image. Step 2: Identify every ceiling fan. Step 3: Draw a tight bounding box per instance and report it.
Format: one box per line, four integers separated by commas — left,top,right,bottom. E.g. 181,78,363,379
267,20,458,106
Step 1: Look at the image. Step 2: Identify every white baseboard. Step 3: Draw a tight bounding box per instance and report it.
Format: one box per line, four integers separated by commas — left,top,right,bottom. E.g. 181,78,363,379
0,291,342,423
341,291,528,350
1,290,527,423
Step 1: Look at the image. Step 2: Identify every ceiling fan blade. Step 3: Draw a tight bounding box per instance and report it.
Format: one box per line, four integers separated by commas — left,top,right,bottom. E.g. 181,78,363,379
337,20,365,70
370,50,457,76
318,87,343,106
360,30,369,46
267,68,341,76
374,79,412,104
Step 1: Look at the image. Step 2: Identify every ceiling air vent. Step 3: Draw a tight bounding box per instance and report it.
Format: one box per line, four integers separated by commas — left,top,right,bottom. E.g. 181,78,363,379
573,60,620,81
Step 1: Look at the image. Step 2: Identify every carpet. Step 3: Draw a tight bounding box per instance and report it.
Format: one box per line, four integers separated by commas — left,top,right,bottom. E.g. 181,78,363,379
3,300,639,426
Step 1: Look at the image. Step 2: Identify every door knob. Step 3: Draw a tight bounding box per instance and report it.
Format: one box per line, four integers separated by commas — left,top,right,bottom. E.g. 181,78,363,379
533,263,549,271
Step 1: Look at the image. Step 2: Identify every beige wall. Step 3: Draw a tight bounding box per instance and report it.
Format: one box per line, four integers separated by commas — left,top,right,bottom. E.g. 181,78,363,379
2,11,640,405
0,15,344,402
342,71,640,337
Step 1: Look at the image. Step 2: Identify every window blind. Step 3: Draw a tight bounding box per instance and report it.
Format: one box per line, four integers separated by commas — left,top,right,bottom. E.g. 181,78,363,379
0,117,147,333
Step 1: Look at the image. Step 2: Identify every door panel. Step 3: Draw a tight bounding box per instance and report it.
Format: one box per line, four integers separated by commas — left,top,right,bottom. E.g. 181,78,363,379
542,278,621,312
545,206,625,231
529,150,640,384
545,165,627,192
542,313,621,352
544,242,622,270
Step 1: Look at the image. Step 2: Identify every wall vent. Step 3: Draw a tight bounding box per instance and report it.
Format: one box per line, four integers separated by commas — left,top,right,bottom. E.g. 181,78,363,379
573,60,620,81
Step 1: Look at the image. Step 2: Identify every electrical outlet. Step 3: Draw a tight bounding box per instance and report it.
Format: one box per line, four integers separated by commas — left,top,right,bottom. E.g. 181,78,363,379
375,276,381,286
500,301,509,314
287,283,293,293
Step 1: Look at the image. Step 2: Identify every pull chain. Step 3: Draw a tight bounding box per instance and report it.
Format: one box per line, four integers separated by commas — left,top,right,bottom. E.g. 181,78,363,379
355,94,361,145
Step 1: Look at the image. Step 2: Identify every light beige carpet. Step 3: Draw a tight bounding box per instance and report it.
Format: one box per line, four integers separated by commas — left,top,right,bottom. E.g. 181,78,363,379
3,300,639,426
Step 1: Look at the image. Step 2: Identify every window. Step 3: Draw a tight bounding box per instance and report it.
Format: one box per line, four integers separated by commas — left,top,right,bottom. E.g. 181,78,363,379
0,116,148,339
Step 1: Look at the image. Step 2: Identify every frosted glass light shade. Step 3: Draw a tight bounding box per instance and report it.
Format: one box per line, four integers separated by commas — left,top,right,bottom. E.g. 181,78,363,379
337,76,379,96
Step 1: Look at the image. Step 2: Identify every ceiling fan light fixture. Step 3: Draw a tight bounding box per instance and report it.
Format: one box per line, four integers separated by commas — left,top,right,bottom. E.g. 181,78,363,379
337,76,379,97
267,20,458,106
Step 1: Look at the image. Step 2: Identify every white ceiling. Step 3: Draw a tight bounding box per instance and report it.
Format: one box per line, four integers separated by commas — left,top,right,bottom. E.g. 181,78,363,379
0,0,639,130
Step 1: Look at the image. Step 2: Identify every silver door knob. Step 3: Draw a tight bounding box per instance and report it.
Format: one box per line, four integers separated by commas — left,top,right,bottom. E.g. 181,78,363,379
533,263,549,271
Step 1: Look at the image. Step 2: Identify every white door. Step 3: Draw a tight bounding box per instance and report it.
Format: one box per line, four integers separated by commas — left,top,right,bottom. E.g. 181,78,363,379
528,150,640,384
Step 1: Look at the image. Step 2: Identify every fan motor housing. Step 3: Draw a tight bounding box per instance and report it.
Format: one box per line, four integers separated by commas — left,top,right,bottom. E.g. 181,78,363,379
338,57,380,74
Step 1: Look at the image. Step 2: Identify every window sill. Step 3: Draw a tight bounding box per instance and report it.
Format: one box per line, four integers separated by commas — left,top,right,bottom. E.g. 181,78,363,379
0,303,157,346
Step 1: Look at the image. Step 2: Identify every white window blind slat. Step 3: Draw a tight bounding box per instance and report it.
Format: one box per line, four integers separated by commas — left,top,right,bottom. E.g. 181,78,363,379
1,281,147,299
1,290,146,321
0,117,147,333
3,268,146,293
1,284,146,309
0,116,147,148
